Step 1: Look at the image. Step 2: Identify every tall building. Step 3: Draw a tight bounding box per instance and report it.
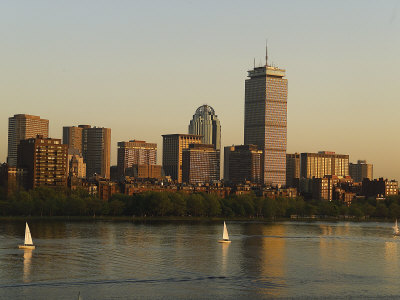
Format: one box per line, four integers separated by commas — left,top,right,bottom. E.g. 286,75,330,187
84,127,111,179
17,136,68,189
162,134,202,183
7,114,49,166
224,145,262,184
63,125,111,179
349,160,373,183
286,153,300,187
182,144,220,184
62,126,83,153
117,140,157,176
188,105,221,151
300,151,349,179
244,47,288,186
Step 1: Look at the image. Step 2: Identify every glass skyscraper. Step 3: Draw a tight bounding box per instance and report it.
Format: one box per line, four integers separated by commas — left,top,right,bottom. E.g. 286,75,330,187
188,104,221,151
244,50,288,186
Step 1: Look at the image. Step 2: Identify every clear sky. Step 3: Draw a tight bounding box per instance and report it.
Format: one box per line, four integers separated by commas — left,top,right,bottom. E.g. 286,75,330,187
1,0,399,179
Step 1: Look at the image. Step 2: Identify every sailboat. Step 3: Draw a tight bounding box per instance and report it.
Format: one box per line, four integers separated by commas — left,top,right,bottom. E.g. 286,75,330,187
218,221,231,243
393,219,400,236
19,222,35,250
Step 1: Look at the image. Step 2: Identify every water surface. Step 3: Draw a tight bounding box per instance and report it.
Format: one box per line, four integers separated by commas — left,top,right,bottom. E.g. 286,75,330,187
0,220,399,299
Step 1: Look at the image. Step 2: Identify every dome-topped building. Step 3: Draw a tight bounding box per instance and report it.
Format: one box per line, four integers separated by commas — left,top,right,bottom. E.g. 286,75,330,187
188,104,221,151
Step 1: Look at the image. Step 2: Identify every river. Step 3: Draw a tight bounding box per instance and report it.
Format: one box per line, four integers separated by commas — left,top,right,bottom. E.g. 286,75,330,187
0,220,399,299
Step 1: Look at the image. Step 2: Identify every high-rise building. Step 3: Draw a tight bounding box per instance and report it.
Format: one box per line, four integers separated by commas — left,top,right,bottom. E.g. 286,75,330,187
300,151,349,179
182,144,220,184
117,140,157,176
84,127,111,179
224,145,262,185
244,47,288,186
188,105,221,151
62,125,111,179
349,160,373,183
286,153,300,187
162,134,202,183
17,136,68,189
62,126,83,153
7,114,49,166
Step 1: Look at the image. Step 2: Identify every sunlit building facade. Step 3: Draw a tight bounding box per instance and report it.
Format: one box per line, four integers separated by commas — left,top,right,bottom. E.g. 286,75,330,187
300,151,349,179
244,52,288,186
117,140,157,177
182,144,220,184
162,134,202,183
188,105,221,151
7,114,49,166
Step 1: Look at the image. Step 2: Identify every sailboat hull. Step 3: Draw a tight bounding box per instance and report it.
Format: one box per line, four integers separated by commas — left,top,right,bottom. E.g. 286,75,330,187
19,245,35,250
218,240,231,243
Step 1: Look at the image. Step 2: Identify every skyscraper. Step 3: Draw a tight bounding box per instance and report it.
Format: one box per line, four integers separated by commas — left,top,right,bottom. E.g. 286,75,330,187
17,136,68,189
182,144,220,184
63,125,111,179
84,127,111,179
224,145,262,185
162,134,202,183
7,114,49,166
62,126,83,153
286,153,300,187
188,105,221,151
349,160,373,182
117,140,157,176
244,46,288,186
300,151,349,179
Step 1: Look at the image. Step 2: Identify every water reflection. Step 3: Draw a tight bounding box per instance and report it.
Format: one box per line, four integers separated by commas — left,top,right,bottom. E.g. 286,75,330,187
241,224,286,297
23,249,32,283
220,242,229,273
385,240,398,272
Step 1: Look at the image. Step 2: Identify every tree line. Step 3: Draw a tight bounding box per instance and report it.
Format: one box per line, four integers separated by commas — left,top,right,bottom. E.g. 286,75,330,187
1,186,400,219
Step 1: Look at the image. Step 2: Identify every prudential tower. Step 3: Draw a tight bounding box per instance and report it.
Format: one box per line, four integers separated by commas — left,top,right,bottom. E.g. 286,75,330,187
188,104,221,151
244,46,288,187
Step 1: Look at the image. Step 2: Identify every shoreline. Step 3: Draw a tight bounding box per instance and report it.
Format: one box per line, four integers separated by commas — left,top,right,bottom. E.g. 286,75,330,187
0,215,395,223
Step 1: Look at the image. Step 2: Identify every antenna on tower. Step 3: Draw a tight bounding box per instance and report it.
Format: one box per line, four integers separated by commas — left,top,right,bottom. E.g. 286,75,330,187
265,39,268,67
253,58,255,68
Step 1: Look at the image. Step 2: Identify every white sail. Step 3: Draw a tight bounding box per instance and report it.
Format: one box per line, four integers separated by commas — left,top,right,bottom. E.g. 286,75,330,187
222,221,229,240
24,222,33,245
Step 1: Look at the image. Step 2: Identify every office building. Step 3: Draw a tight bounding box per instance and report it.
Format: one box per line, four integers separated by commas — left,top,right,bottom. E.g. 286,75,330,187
17,136,68,189
224,145,262,185
162,134,202,183
244,47,288,186
286,153,300,187
188,104,221,151
117,140,157,176
349,160,373,182
84,127,111,179
300,151,349,179
62,126,83,153
182,144,220,184
7,114,49,166
63,125,111,179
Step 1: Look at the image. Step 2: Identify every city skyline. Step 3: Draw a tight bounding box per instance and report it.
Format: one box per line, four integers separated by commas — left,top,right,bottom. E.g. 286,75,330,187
1,1,400,180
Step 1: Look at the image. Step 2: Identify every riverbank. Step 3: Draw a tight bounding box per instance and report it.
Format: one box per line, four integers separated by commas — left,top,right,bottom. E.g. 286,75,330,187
0,215,395,223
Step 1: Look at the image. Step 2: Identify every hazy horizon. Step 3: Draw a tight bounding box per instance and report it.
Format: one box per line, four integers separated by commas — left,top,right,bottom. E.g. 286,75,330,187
1,0,399,180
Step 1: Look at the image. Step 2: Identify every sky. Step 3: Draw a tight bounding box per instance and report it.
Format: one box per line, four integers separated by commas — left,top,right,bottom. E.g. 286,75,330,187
1,0,399,180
